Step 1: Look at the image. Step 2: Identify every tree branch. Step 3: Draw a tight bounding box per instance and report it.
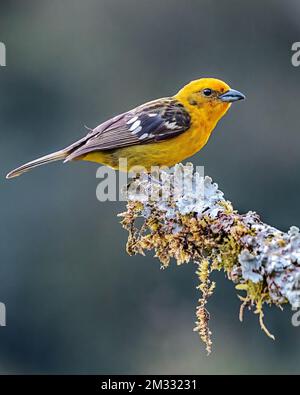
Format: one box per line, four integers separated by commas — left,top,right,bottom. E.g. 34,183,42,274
119,163,300,354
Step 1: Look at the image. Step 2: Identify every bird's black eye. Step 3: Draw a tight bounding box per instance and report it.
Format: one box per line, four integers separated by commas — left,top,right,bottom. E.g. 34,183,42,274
203,88,212,97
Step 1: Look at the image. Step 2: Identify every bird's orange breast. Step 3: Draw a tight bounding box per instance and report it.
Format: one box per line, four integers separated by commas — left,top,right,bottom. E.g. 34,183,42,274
82,118,213,171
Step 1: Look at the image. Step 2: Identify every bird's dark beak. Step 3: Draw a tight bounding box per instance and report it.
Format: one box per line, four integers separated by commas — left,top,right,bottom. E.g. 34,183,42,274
219,89,245,102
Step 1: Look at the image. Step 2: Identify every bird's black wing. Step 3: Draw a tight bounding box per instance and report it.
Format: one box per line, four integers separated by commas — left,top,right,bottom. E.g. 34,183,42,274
66,98,191,160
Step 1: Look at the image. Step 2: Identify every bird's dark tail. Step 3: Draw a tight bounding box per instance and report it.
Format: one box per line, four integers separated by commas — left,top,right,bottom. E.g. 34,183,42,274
6,149,69,179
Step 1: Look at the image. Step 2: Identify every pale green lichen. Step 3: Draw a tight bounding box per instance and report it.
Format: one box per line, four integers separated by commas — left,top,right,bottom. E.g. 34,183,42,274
119,163,300,353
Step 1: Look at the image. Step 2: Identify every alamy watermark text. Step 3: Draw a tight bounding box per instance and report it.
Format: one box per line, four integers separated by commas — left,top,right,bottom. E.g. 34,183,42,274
291,42,300,67
0,42,6,66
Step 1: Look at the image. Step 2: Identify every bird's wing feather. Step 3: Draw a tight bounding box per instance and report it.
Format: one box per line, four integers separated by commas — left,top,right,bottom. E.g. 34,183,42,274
66,98,191,160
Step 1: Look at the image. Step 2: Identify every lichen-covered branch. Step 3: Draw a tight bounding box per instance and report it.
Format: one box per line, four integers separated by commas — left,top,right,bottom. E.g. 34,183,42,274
119,163,300,354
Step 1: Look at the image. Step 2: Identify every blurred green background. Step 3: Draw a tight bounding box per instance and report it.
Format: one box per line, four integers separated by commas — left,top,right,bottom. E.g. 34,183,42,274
1,0,300,374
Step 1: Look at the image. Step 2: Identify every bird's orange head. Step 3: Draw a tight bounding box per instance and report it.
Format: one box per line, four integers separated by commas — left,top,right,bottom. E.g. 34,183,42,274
175,78,245,124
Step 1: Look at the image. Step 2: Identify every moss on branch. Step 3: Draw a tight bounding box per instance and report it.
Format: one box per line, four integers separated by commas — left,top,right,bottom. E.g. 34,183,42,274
119,163,300,354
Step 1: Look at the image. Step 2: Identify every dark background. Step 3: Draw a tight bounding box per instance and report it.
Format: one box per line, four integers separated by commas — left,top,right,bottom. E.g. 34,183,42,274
1,0,300,374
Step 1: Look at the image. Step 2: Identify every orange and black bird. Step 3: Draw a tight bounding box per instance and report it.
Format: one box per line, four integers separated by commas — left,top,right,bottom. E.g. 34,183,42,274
6,78,245,179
